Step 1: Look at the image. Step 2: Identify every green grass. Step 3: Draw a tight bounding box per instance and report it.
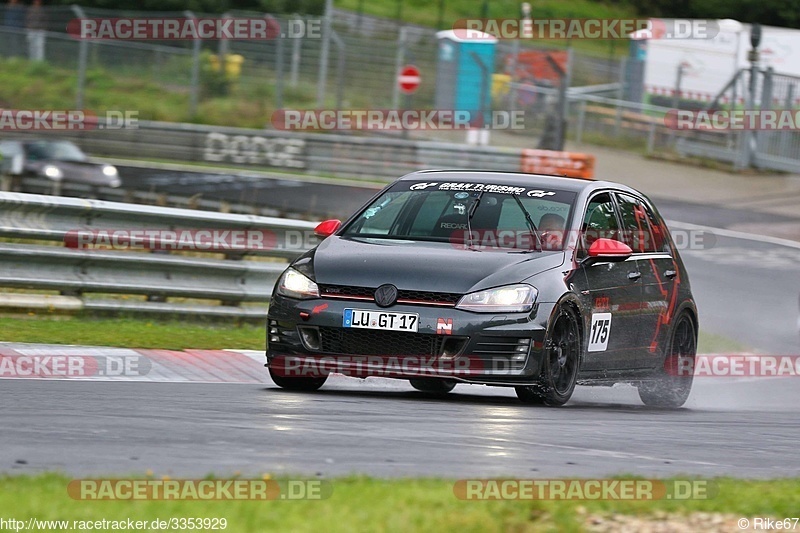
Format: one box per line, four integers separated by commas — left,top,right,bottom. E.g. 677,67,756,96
0,474,798,532
0,316,265,351
0,57,318,129
0,314,746,355
698,331,750,354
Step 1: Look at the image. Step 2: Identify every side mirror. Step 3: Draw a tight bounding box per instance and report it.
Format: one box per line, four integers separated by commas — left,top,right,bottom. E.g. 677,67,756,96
314,219,341,238
582,238,632,266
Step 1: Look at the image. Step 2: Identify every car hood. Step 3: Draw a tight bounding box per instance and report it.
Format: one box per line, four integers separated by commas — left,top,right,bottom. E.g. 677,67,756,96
304,236,566,294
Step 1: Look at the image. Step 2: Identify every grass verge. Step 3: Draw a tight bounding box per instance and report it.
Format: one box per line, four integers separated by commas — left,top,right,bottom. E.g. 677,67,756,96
0,474,798,532
0,315,265,351
0,315,747,355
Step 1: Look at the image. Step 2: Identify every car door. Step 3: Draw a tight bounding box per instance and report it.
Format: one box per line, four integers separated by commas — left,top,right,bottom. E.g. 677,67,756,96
615,192,678,368
574,192,644,371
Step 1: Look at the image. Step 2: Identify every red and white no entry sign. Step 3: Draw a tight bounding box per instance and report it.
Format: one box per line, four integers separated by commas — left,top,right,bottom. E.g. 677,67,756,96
398,65,421,94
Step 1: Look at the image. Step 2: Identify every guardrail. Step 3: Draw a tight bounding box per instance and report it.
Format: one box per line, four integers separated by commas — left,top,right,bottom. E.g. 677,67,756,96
0,192,319,318
0,120,604,181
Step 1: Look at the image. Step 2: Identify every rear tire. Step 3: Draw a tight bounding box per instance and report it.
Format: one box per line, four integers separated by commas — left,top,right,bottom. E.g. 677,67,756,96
516,304,580,406
637,313,696,408
269,367,327,391
409,378,456,394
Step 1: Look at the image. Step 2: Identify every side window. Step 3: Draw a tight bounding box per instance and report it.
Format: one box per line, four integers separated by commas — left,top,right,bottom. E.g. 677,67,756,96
580,193,619,254
616,193,657,253
641,200,671,254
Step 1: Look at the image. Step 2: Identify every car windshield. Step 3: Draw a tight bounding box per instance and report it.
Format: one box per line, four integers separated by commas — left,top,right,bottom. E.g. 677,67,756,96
25,141,87,162
342,180,577,251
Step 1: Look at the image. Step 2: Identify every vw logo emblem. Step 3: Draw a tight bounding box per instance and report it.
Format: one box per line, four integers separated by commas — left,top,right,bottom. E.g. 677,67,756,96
374,284,398,307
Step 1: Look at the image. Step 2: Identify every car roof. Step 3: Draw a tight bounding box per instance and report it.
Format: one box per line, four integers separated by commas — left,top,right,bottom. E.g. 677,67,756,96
397,169,639,196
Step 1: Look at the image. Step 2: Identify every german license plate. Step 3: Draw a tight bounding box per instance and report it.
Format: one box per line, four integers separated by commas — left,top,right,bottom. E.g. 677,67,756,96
343,309,419,332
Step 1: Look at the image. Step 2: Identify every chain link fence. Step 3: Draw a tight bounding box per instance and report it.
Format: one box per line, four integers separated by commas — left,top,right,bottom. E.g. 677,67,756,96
675,66,800,172
0,5,626,128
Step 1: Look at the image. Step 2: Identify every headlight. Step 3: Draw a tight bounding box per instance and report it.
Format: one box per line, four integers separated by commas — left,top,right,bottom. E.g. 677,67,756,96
276,268,319,299
102,164,118,177
456,284,537,313
43,165,63,180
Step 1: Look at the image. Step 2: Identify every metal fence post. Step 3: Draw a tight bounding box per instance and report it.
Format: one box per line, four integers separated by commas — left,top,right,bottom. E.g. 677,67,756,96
71,5,88,110
756,67,774,166
575,99,586,144
273,16,285,110
743,56,759,169
617,56,627,100
184,11,201,117
391,27,407,110
508,3,531,115
671,63,684,110
316,0,333,107
554,48,573,149
218,12,230,58
289,14,301,87
668,63,684,144
779,83,794,157
331,30,345,110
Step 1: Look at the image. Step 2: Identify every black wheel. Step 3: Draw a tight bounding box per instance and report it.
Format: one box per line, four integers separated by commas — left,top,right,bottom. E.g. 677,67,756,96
269,367,327,391
516,305,580,406
638,313,696,408
409,378,456,394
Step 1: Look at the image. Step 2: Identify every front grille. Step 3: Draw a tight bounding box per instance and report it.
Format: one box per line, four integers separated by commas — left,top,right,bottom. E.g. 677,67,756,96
319,284,461,307
397,289,461,305
318,327,446,356
320,285,373,299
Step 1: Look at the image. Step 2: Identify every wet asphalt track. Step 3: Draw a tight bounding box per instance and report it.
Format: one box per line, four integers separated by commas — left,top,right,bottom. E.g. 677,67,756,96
2,375,799,478
2,176,800,478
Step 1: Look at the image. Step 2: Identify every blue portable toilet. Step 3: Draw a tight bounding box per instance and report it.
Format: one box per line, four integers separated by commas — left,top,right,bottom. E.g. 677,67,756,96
435,30,497,125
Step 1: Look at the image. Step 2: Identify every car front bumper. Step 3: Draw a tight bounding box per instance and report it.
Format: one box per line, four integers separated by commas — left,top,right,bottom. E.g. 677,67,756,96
266,294,555,386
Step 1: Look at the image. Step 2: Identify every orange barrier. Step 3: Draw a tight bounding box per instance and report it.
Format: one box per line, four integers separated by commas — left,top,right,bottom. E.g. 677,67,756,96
505,51,569,84
519,149,595,179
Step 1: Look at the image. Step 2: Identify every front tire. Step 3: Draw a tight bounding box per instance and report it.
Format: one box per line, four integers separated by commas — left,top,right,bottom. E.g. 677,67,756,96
409,378,456,394
516,305,580,406
637,313,696,408
269,367,327,391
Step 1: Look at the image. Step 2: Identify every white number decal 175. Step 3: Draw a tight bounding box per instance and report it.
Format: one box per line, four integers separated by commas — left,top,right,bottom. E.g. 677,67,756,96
587,313,612,352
